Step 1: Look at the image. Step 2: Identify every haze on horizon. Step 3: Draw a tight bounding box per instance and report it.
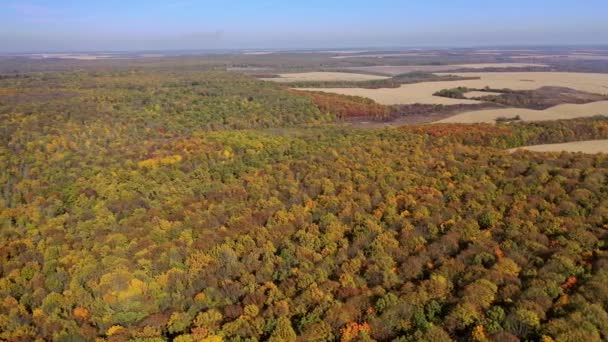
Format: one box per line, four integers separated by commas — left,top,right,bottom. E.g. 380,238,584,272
1,0,607,53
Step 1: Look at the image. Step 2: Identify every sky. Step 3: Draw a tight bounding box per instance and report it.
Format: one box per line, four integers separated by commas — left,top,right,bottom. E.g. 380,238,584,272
1,0,607,52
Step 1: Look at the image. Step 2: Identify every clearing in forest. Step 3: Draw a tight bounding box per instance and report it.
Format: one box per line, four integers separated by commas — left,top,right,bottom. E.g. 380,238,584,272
298,83,483,105
439,72,608,94
347,63,549,76
301,72,608,105
437,101,608,123
510,139,608,154
262,72,389,83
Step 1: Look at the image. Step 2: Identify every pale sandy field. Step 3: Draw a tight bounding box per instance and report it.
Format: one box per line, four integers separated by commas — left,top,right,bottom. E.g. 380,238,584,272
510,140,608,154
348,63,548,76
262,72,390,83
298,84,483,105
437,101,608,124
301,72,608,105
438,72,608,94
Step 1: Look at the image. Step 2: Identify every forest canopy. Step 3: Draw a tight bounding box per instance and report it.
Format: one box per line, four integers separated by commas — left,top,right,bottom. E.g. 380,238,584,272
2,69,608,341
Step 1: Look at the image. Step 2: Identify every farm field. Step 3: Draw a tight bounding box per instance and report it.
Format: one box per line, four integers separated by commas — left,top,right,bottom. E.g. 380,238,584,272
300,72,608,108
437,101,608,123
510,139,608,153
299,84,483,105
440,72,608,94
261,71,389,82
346,63,549,75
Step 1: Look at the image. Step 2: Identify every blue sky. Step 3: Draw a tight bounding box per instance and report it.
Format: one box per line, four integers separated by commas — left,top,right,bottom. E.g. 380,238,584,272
1,0,607,52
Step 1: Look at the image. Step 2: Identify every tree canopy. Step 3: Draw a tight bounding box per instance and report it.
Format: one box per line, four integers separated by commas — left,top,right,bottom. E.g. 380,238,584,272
2,68,608,341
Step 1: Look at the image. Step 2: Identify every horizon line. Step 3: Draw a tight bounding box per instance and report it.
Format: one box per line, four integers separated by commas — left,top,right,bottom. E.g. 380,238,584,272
2,43,608,56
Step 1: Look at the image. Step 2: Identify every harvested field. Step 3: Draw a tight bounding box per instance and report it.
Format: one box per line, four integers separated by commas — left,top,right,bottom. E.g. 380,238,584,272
299,84,483,105
436,101,608,124
286,73,477,90
262,72,389,83
437,72,608,94
466,87,608,110
348,63,549,76
510,140,608,154
301,72,608,105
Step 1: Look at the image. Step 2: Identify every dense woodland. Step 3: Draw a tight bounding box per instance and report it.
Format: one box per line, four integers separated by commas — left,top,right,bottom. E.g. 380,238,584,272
2,69,608,341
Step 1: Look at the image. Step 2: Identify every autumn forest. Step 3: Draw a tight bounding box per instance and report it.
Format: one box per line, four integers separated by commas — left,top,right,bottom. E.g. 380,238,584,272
2,64,608,342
